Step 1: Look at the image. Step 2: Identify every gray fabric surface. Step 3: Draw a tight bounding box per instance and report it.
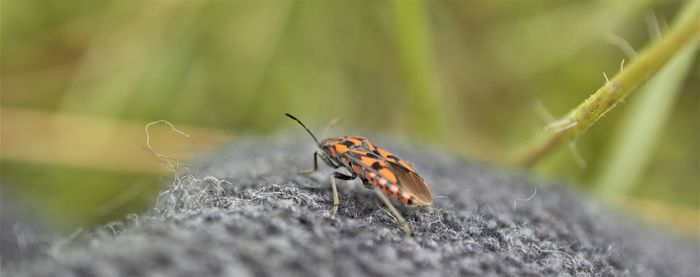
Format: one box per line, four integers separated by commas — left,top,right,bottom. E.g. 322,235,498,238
3,137,699,276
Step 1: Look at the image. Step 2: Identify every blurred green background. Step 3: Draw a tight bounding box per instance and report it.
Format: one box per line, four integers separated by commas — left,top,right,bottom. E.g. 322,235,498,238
2,0,698,235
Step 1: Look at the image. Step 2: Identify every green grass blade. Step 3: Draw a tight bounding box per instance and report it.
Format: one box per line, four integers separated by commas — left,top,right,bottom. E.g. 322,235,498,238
392,0,447,141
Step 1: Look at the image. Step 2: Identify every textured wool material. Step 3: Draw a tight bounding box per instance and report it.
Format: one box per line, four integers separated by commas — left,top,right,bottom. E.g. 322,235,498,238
3,137,698,276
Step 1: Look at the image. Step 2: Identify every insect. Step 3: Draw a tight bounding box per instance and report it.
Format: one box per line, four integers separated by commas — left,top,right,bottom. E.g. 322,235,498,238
285,113,433,238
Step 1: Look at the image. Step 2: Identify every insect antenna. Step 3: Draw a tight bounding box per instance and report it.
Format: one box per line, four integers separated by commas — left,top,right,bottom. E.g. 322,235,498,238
285,113,321,146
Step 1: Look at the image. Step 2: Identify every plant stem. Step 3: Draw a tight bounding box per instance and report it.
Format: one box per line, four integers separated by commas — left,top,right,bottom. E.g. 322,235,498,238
592,1,700,200
519,5,700,168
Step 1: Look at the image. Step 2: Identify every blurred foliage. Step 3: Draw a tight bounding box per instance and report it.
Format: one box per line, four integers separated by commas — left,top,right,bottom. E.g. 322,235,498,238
1,0,697,234
1,160,160,230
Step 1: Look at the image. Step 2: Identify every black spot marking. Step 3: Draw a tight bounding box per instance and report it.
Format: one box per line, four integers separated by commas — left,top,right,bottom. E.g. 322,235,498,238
362,151,378,158
341,140,356,148
371,162,383,170
407,198,414,205
386,154,400,162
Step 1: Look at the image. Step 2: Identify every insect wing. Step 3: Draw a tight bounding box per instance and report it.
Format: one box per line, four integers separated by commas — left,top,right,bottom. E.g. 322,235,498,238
387,161,432,205
346,147,433,206
345,148,398,184
370,146,432,205
371,146,417,173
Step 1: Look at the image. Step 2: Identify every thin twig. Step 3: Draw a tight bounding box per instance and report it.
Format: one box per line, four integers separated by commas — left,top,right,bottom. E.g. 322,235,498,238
518,7,699,168
145,120,190,172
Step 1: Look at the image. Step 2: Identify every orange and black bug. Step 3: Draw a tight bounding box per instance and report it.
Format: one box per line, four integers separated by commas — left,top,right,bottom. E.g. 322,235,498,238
285,113,433,238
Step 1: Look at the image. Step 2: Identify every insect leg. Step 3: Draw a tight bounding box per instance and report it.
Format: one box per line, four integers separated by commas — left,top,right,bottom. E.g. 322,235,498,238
319,152,339,168
373,188,411,239
300,151,338,174
333,171,356,180
299,152,320,175
329,171,355,219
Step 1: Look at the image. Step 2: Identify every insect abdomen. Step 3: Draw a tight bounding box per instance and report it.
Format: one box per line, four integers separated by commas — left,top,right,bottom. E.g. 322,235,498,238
366,172,413,205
